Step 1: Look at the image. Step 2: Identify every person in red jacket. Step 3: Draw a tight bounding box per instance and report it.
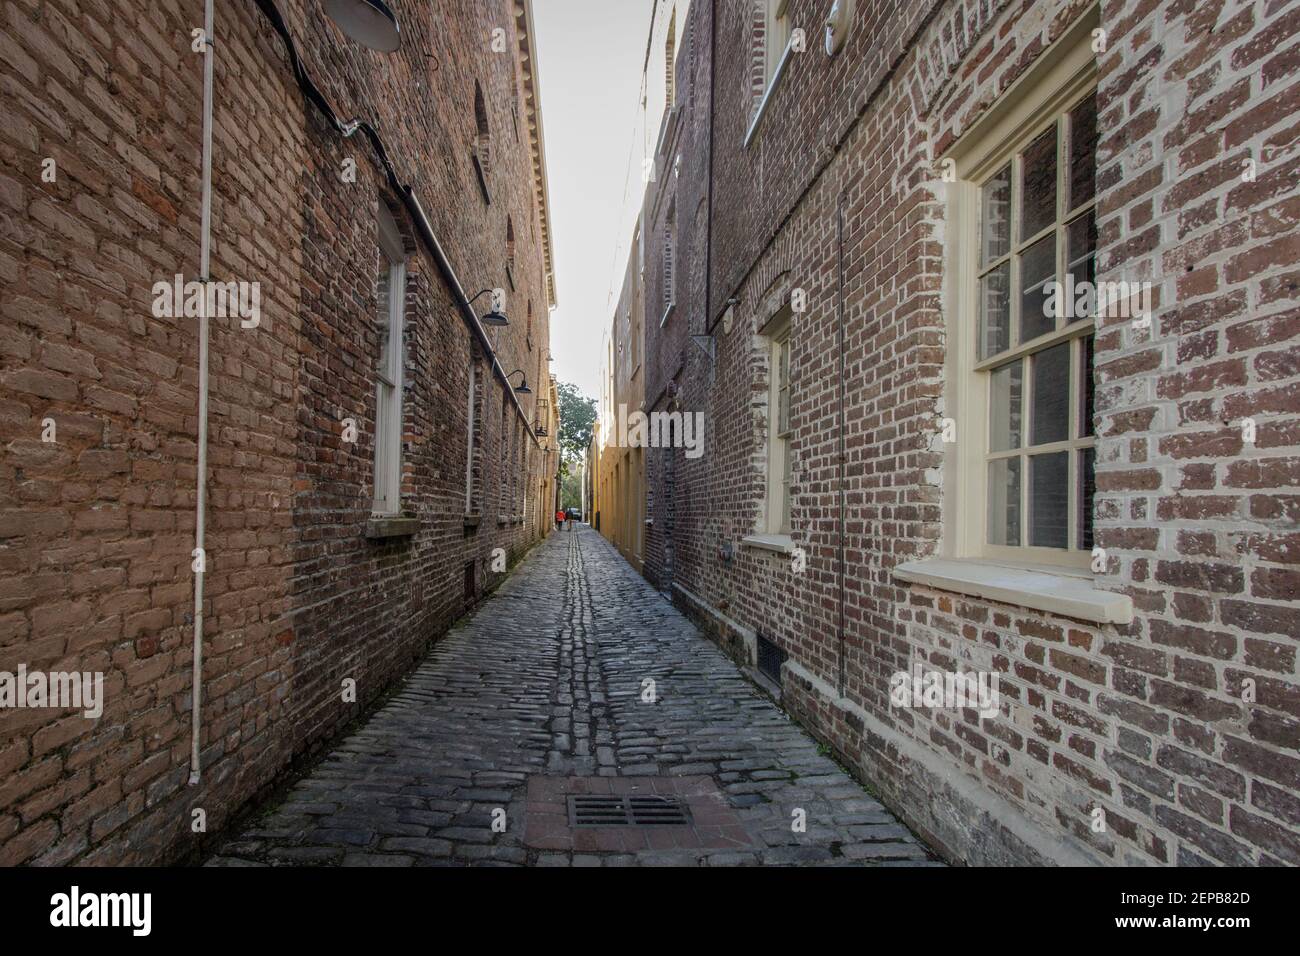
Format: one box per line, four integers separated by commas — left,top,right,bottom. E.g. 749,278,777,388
555,508,564,530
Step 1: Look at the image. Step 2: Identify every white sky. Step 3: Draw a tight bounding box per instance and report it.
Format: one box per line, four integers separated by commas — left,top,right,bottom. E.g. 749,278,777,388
533,0,656,403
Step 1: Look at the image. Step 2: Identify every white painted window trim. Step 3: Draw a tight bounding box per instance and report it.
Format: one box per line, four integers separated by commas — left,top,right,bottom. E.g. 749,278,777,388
373,205,406,516
894,8,1129,620
894,558,1132,625
940,11,1099,573
464,360,476,515
763,309,793,535
742,532,796,555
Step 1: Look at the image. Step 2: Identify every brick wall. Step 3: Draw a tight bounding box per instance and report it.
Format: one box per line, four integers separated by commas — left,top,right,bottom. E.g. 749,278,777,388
661,0,1299,865
644,0,713,594
0,0,555,864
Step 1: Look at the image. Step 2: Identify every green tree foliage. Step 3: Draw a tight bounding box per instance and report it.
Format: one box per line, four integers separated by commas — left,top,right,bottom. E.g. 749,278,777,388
557,381,597,467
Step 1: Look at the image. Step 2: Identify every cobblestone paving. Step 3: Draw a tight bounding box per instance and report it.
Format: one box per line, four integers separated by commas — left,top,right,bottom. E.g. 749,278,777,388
208,526,940,866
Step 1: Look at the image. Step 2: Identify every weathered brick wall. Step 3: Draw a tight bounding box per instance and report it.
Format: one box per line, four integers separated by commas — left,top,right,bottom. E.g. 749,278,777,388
1,0,554,864
666,0,1299,866
644,0,713,594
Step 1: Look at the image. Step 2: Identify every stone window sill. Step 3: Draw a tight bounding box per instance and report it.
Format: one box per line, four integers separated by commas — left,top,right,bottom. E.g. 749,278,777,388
463,513,481,531
365,515,421,540
892,558,1134,625
741,533,796,555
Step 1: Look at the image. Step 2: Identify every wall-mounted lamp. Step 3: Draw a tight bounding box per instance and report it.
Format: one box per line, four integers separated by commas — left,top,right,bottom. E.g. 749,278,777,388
506,369,532,394
825,0,855,56
468,289,509,327
323,0,401,52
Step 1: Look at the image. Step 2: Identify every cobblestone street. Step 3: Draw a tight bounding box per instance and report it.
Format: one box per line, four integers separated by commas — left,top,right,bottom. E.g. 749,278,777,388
209,527,938,867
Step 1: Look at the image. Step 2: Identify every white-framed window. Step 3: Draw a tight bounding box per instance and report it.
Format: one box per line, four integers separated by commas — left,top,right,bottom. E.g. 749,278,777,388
665,7,677,108
464,357,480,515
945,23,1098,569
374,204,406,514
661,200,676,325
765,0,792,88
764,308,793,535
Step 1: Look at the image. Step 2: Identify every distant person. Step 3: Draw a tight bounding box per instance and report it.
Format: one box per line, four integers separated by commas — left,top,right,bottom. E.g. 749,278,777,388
555,508,564,530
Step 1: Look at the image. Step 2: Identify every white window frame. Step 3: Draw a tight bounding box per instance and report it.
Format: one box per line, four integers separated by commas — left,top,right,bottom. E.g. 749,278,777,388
661,201,676,326
373,205,406,515
766,0,792,86
746,0,795,146
764,308,793,536
942,15,1098,572
464,359,477,514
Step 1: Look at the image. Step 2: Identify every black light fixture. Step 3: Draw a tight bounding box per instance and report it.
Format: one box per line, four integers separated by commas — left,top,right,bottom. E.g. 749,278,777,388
506,369,531,394
468,289,509,327
323,0,401,52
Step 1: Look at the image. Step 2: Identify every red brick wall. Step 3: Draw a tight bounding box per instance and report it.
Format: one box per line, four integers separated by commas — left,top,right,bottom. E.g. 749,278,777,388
0,0,554,864
664,0,1300,865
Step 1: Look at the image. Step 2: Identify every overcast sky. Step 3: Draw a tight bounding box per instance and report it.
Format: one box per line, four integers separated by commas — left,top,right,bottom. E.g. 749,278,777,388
533,0,655,402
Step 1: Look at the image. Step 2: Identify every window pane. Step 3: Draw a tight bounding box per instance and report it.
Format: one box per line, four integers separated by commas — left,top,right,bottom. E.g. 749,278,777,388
781,441,792,530
1077,447,1095,551
980,165,1012,267
989,361,1023,452
1021,125,1058,239
1029,451,1069,549
1019,233,1057,342
778,385,789,434
979,262,1011,358
1031,342,1071,445
376,268,391,374
1079,335,1095,438
987,457,1021,546
1068,91,1098,212
1066,210,1097,320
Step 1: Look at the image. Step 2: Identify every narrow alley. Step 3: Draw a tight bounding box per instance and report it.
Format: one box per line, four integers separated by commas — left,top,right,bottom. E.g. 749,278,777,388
208,527,937,867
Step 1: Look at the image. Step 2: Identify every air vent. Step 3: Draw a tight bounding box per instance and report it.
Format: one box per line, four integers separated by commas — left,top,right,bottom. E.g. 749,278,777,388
756,634,786,685
567,795,691,827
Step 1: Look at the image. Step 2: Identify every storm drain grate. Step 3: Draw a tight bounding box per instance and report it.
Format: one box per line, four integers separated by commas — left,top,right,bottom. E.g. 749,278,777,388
567,794,692,827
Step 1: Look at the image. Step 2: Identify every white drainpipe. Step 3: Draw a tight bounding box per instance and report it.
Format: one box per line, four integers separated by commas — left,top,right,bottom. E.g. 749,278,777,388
190,0,215,786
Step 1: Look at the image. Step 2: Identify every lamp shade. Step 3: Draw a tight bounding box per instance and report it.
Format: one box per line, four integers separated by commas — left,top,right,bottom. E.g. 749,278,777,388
323,0,401,53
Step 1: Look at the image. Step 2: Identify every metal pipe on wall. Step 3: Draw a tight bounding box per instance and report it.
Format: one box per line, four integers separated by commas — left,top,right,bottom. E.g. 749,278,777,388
189,0,215,785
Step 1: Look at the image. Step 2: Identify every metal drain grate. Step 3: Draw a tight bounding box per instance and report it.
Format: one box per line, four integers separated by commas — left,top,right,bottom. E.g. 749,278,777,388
756,634,787,684
568,794,692,827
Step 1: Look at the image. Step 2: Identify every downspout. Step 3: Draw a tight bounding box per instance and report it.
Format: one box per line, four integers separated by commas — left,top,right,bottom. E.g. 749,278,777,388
836,193,846,699
190,0,215,785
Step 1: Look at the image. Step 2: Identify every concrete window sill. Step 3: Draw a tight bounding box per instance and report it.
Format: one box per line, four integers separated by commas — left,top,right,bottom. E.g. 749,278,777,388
741,533,796,555
893,558,1134,625
463,513,481,531
365,515,421,540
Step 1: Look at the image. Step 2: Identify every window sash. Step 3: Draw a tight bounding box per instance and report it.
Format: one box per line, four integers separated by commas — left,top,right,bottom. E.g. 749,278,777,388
767,328,792,534
374,260,405,514
940,11,1099,570
765,0,792,84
